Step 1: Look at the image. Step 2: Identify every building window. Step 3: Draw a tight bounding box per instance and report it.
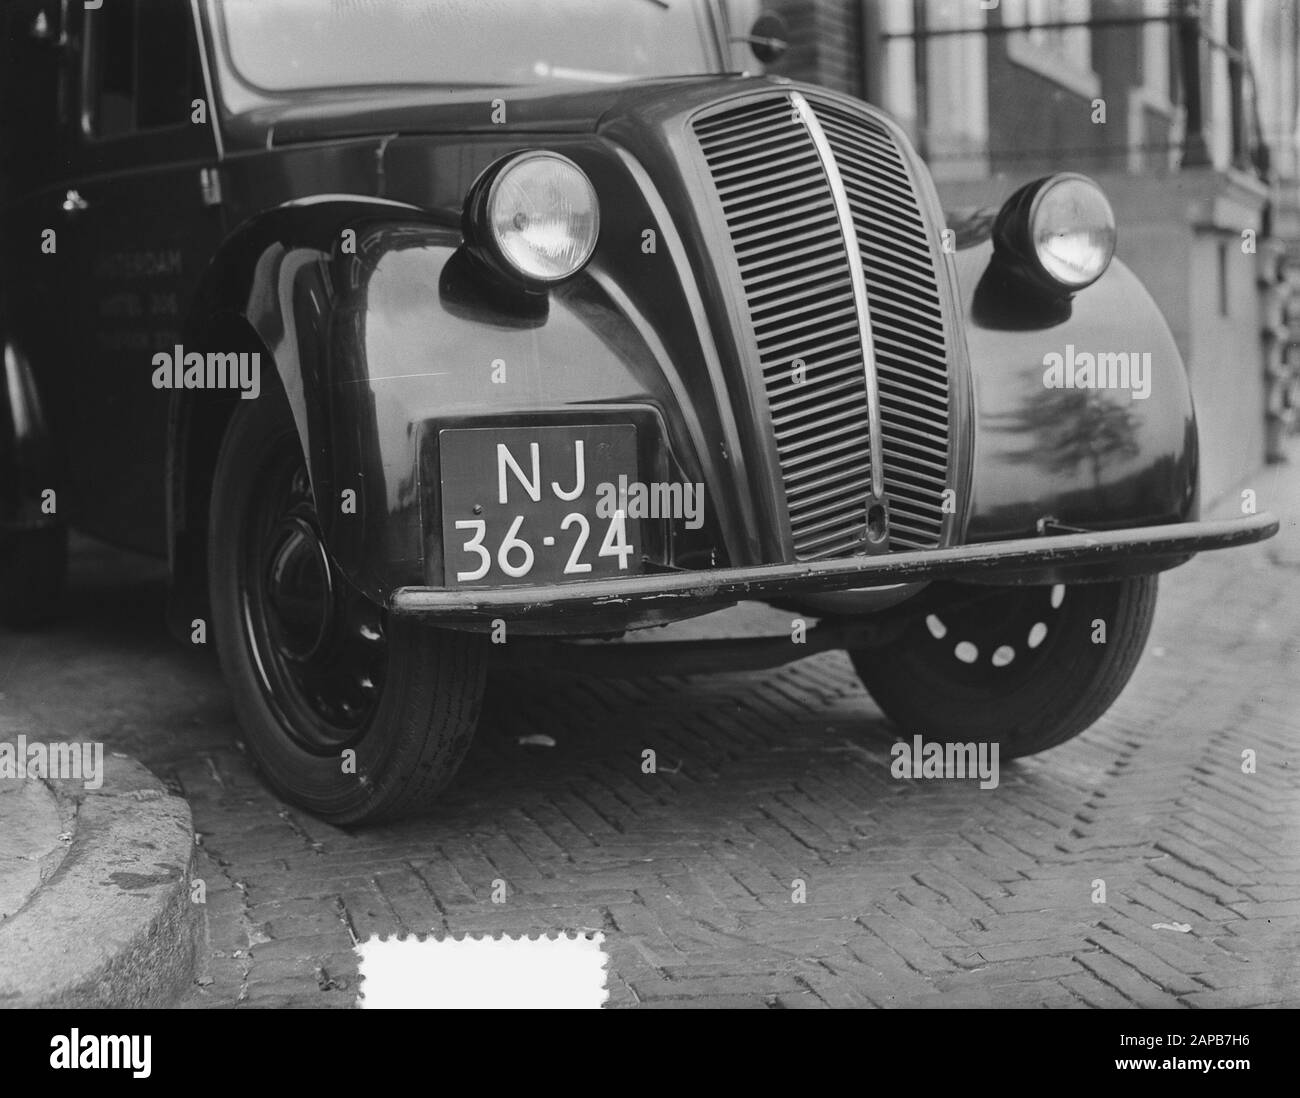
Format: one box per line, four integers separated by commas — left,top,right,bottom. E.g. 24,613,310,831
1141,0,1173,104
1001,0,1100,100
918,0,989,181
877,0,918,136
1127,0,1176,173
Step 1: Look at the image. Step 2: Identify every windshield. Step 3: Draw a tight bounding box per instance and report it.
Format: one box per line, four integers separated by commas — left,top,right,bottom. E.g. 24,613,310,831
217,0,721,93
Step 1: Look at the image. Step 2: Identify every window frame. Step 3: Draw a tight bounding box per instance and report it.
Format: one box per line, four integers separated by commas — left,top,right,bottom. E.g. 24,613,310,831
1001,0,1101,101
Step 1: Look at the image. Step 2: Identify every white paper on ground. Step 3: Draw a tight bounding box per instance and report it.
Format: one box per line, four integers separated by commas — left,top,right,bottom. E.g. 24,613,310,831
356,931,607,1008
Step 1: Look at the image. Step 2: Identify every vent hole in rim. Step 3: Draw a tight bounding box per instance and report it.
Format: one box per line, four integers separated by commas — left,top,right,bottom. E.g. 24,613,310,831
1027,622,1048,649
991,645,1015,667
954,641,979,664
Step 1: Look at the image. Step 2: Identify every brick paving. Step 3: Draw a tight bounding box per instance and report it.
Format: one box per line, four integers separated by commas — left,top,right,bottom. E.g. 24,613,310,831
0,464,1296,1008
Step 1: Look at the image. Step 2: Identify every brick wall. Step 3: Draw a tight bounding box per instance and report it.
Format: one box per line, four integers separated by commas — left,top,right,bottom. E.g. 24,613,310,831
983,0,1142,176
764,0,862,99
814,0,863,98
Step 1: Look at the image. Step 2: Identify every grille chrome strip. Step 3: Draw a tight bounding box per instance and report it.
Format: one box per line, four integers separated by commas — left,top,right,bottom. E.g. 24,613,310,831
788,91,885,502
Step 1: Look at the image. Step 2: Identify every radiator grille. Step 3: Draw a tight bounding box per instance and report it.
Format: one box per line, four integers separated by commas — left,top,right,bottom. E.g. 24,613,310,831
695,98,873,559
692,94,951,558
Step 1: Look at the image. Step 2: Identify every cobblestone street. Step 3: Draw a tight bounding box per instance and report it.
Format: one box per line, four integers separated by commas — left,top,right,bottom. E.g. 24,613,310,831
1,469,1297,1009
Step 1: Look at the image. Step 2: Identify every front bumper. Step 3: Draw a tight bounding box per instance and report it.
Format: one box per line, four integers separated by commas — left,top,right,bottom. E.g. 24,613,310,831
388,512,1277,625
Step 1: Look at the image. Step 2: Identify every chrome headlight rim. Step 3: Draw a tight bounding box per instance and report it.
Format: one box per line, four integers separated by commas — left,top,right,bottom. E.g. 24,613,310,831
463,150,601,290
993,171,1117,295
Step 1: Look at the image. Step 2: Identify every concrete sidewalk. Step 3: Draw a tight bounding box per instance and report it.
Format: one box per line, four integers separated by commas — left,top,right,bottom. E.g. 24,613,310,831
0,747,201,1008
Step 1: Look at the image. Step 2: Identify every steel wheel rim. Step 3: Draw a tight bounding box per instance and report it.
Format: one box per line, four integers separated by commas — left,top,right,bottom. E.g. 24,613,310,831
913,583,1070,688
240,438,388,753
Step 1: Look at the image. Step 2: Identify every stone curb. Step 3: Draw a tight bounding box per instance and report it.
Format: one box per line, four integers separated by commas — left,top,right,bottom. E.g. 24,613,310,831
0,754,201,1008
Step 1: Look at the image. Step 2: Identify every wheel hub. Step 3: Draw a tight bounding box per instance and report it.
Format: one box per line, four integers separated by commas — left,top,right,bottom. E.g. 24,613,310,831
265,512,336,664
242,450,388,752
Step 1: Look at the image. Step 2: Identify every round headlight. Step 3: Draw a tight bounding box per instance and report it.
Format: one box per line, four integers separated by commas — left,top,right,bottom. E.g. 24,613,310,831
1028,175,1116,289
993,173,1117,295
470,152,600,286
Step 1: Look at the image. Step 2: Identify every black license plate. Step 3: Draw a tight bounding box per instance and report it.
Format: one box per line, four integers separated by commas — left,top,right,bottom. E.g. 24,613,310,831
439,425,642,587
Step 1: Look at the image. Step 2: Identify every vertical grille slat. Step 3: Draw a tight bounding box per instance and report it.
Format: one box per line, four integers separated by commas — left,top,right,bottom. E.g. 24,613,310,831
693,94,952,560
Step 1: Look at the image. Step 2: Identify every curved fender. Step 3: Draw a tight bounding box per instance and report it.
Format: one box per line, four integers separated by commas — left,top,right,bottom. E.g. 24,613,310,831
181,200,712,604
175,196,436,582
952,241,1198,543
0,335,60,535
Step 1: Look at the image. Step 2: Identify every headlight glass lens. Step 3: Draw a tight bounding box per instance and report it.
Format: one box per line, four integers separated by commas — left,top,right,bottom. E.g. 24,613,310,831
487,154,599,283
1031,177,1116,288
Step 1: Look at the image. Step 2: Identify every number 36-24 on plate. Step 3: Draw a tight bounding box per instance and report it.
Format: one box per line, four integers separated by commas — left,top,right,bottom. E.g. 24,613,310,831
438,425,642,587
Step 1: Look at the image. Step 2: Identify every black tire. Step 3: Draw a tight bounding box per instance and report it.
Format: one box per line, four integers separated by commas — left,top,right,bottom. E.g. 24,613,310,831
208,393,487,825
848,575,1158,759
0,524,67,628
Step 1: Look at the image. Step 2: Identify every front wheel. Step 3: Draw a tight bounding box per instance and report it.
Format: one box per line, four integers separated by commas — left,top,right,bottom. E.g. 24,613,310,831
208,394,487,825
848,575,1158,759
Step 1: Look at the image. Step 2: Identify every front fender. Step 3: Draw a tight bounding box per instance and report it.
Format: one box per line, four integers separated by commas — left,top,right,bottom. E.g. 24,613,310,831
953,240,1198,543
182,201,723,606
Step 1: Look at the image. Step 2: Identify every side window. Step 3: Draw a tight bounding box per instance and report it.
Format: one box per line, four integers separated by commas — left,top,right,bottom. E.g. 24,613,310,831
92,1,136,137
86,0,202,139
136,0,200,128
